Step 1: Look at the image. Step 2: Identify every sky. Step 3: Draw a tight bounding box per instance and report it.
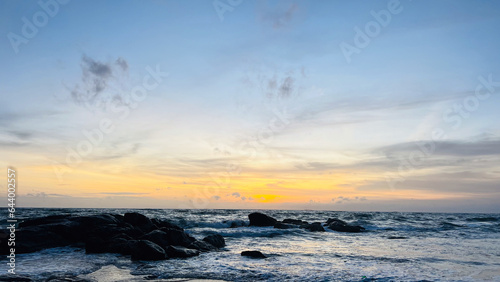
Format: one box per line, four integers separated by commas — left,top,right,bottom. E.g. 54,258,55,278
1,0,500,212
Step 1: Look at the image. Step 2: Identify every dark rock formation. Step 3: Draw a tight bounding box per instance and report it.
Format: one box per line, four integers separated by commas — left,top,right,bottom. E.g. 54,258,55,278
187,240,216,252
124,212,156,233
273,222,295,229
160,228,195,247
131,240,166,261
248,212,278,226
326,218,365,233
228,220,247,228
247,213,364,233
203,234,225,248
140,230,170,247
241,250,267,259
282,219,309,226
304,222,325,232
2,212,224,262
151,218,183,231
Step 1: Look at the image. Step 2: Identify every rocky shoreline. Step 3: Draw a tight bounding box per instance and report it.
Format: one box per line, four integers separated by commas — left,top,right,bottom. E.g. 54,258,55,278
1,211,365,262
248,212,365,233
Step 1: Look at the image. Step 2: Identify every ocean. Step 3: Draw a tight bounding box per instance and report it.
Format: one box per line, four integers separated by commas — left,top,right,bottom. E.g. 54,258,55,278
2,208,500,281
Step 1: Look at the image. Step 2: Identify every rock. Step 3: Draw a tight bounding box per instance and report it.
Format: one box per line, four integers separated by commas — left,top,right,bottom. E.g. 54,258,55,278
106,238,131,254
228,220,247,228
85,236,108,253
160,228,195,247
151,218,183,231
130,240,166,261
282,219,309,226
124,213,156,233
73,214,122,230
4,212,219,262
273,222,295,229
141,230,170,247
165,245,200,258
0,230,9,255
86,224,131,241
304,222,325,232
203,234,225,248
241,250,267,259
19,214,71,228
326,218,348,225
0,274,33,281
16,226,69,253
110,233,133,241
187,240,216,252
327,219,365,233
248,212,277,227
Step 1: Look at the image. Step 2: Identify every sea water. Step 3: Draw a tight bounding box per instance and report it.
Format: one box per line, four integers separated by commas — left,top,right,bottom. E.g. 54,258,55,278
1,208,499,281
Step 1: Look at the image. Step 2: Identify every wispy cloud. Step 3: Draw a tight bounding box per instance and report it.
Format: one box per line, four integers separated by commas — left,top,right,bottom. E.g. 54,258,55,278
69,54,129,107
379,139,500,158
259,2,299,29
100,192,149,195
25,192,70,198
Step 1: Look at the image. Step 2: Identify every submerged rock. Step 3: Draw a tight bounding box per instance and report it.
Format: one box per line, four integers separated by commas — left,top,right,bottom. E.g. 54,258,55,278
304,222,325,232
228,220,247,228
326,218,365,233
273,222,295,229
203,234,226,248
282,219,309,226
241,250,267,259
187,240,217,252
248,212,278,226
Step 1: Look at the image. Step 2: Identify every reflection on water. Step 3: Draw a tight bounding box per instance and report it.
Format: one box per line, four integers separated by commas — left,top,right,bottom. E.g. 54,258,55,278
3,208,500,281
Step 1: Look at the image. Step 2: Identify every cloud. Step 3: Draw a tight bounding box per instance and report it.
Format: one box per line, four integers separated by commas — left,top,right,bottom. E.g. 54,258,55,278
331,196,367,204
379,138,500,158
0,140,30,147
212,195,221,201
259,2,299,29
358,171,500,194
25,192,69,198
115,57,129,71
232,192,241,198
100,192,149,195
265,74,296,99
7,130,33,139
70,54,129,108
295,161,339,171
